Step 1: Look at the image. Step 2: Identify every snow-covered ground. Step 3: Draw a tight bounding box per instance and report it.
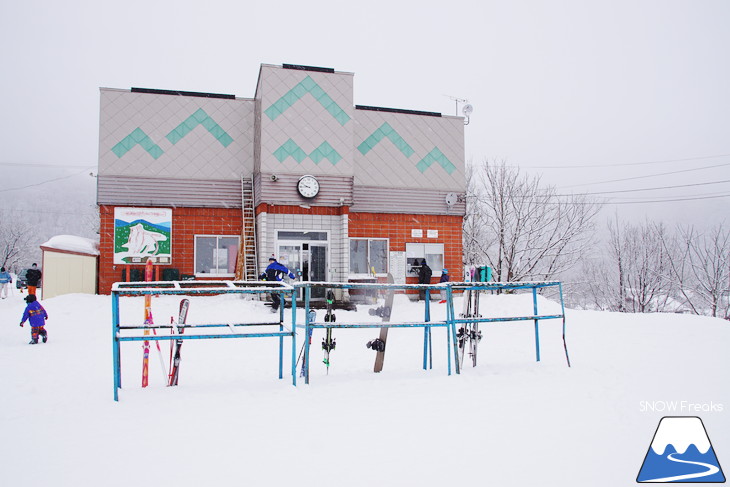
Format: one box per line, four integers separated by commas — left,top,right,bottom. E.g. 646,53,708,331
1,288,727,486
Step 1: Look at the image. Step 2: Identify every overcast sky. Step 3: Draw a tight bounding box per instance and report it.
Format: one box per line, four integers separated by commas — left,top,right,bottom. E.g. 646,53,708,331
1,0,728,225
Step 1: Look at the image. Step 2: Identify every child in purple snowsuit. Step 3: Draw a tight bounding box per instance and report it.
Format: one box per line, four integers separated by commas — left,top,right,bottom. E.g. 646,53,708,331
19,294,48,344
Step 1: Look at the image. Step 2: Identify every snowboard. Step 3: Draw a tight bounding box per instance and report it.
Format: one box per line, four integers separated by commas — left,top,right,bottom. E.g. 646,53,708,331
368,273,395,373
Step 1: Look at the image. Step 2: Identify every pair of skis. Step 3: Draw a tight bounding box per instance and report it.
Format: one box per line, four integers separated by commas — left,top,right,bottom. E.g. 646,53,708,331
321,290,336,373
168,298,190,386
297,290,336,378
457,287,482,368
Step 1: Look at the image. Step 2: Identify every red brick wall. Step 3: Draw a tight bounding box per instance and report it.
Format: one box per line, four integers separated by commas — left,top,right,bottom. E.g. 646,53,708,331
348,213,463,284
98,205,242,294
98,205,464,293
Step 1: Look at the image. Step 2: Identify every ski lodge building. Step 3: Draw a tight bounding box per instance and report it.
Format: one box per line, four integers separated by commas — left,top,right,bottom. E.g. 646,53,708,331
96,63,466,296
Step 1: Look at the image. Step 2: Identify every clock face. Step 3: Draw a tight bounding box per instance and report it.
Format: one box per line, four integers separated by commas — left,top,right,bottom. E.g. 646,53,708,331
297,175,320,198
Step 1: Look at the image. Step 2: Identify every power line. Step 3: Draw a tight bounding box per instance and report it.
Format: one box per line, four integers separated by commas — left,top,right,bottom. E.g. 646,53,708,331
560,162,730,188
4,168,94,192
602,193,730,205
556,178,730,196
515,153,730,169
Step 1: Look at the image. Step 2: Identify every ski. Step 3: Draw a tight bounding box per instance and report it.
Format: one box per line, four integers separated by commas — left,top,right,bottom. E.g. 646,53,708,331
168,298,190,386
298,310,316,378
367,273,395,373
141,258,154,387
458,271,483,369
321,290,336,373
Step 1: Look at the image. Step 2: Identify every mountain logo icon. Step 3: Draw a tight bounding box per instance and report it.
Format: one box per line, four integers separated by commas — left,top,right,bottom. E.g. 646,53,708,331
637,416,725,483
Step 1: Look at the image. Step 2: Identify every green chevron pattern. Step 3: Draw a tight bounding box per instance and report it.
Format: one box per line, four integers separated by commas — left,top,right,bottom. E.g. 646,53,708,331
309,141,342,165
111,128,164,160
357,122,414,158
264,76,350,126
416,147,456,175
111,109,234,160
273,139,342,165
273,139,308,163
166,108,233,147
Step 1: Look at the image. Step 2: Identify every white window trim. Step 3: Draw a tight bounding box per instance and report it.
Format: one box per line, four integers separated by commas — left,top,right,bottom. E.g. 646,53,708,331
349,237,390,278
194,234,240,277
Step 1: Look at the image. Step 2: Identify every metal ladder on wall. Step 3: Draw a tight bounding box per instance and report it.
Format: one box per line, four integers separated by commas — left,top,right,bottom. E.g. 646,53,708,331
235,176,258,281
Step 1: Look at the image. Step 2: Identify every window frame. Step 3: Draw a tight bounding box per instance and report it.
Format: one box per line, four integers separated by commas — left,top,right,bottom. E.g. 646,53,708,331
348,237,390,277
193,234,240,277
405,242,445,278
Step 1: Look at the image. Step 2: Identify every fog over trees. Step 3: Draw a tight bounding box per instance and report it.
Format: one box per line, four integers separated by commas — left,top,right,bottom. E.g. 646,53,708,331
464,161,729,319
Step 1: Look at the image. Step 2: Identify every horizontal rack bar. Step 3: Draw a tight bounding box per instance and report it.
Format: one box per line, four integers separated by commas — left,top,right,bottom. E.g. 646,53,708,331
306,321,450,330
118,332,293,342
119,322,284,330
452,314,565,324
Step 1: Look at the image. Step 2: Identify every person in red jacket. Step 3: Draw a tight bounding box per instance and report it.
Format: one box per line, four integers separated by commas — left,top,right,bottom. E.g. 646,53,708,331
19,294,48,344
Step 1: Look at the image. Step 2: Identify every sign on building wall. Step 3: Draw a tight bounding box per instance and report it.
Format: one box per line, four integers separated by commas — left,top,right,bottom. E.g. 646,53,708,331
389,251,406,284
114,207,172,264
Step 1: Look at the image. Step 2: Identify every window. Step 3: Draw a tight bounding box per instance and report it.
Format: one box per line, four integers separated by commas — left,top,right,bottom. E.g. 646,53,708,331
195,235,240,276
406,243,444,277
349,238,388,276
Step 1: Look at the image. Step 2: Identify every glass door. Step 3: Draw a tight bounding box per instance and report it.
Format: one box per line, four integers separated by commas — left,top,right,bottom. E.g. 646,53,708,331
308,244,328,299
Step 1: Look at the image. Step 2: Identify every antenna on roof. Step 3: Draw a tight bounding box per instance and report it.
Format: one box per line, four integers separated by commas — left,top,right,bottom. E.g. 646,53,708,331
443,95,472,125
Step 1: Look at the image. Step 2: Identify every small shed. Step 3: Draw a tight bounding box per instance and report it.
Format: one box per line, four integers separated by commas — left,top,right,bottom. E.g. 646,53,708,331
40,235,100,299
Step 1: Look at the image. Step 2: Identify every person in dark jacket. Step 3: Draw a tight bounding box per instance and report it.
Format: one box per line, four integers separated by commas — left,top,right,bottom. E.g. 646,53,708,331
25,263,42,296
260,256,296,312
417,259,432,301
19,294,48,344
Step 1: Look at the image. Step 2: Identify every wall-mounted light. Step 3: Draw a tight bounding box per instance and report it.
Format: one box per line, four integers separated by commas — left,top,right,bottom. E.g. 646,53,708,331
270,174,279,182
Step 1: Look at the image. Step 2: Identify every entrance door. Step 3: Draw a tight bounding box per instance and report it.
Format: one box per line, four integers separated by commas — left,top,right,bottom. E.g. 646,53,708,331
308,244,328,299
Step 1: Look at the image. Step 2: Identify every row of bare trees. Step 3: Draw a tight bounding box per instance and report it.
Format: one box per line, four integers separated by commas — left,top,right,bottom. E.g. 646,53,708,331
463,160,729,318
582,218,730,317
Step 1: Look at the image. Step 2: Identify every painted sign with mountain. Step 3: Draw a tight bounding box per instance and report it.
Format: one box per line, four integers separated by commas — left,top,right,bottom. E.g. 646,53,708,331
113,207,172,264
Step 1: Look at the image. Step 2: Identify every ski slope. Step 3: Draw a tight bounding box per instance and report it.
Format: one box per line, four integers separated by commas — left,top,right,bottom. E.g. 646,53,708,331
0,289,727,487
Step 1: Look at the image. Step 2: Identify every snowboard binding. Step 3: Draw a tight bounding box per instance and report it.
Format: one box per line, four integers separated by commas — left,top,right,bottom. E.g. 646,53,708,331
368,306,391,318
366,338,386,352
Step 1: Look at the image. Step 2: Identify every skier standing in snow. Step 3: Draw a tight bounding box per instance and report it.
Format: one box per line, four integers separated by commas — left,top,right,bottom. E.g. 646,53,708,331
0,267,12,299
417,259,432,301
25,263,42,296
260,256,296,312
439,268,449,303
19,294,48,344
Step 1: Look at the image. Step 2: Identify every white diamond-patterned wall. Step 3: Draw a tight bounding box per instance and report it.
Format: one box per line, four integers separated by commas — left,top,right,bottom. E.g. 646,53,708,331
99,88,254,180
354,109,464,191
257,66,354,178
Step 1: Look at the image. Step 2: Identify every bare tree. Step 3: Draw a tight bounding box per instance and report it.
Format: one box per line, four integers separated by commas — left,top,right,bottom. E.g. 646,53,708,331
0,210,35,272
597,217,676,313
664,223,730,318
466,160,601,282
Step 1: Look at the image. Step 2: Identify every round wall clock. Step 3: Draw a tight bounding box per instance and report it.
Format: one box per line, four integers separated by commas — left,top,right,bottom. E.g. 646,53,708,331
297,175,320,198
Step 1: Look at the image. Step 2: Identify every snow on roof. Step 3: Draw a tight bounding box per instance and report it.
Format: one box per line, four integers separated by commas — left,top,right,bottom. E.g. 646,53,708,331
41,235,100,256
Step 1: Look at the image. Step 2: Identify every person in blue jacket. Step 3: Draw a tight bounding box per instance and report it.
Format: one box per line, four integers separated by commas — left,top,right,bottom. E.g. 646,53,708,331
439,268,450,303
19,294,48,344
0,267,12,299
259,256,296,312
